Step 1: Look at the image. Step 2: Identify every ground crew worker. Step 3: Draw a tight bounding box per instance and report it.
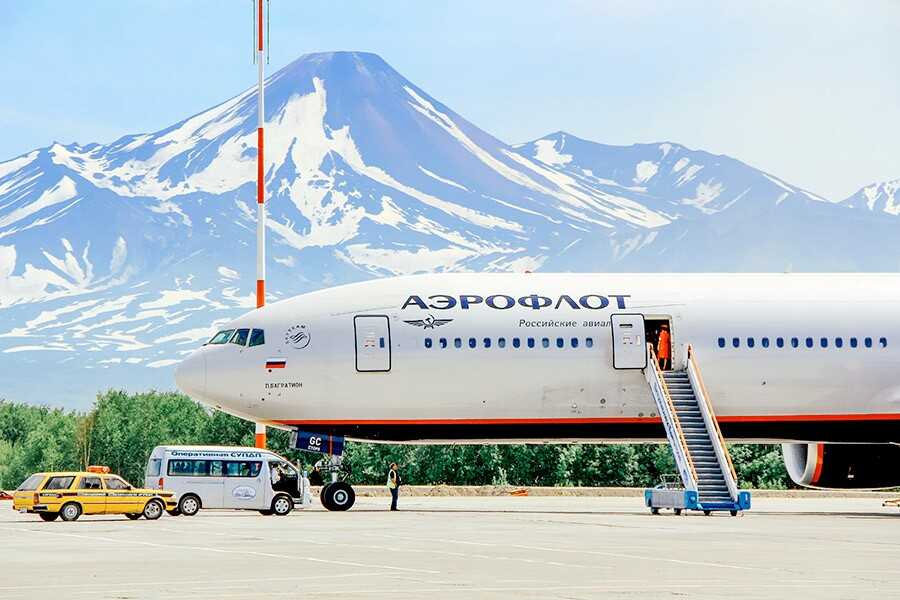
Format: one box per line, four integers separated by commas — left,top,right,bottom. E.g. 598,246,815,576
657,323,671,370
387,462,401,511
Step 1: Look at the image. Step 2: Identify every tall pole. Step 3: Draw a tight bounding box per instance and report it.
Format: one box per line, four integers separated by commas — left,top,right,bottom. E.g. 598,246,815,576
254,0,268,450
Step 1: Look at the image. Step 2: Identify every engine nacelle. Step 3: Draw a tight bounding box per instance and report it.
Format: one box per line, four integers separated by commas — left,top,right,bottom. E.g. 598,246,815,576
782,443,900,489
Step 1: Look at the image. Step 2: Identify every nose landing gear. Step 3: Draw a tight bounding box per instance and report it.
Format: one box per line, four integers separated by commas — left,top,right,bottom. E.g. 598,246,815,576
314,453,356,512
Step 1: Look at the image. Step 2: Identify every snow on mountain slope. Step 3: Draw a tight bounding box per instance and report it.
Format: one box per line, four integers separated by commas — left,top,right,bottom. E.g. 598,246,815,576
0,51,898,407
842,179,900,216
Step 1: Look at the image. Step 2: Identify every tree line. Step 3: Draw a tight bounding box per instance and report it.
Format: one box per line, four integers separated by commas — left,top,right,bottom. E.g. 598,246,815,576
0,391,792,490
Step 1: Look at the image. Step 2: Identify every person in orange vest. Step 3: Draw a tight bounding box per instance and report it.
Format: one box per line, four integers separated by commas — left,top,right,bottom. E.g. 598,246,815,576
657,323,671,370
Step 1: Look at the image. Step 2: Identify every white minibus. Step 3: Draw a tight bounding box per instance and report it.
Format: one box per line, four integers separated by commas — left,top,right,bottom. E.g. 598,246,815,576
145,446,311,516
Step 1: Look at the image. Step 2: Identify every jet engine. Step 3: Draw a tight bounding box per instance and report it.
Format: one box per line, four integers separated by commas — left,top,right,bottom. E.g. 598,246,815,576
782,442,900,489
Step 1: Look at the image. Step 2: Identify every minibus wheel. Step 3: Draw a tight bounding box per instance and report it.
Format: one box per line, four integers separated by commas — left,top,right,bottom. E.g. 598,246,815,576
60,502,82,522
178,494,201,516
272,494,293,516
38,512,59,522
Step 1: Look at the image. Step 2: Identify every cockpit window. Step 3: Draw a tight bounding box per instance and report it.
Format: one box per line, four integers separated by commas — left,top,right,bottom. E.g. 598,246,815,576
230,328,250,346
249,329,265,347
207,329,235,345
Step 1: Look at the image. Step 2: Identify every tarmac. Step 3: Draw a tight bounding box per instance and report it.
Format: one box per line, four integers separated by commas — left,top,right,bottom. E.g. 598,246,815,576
2,495,899,599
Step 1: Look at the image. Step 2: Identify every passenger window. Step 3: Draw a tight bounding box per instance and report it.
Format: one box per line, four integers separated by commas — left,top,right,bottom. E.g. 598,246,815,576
732,337,740,348
820,337,828,348
835,337,843,348
105,477,130,490
483,337,492,348
747,337,755,348
249,329,265,347
468,338,477,349
209,461,223,477
717,337,725,348
850,337,858,348
776,337,784,348
230,328,250,346
224,461,261,477
454,338,462,349
865,337,873,348
80,476,102,490
424,338,433,349
498,338,506,348
571,338,579,348
527,338,536,348
585,337,594,348
207,329,235,345
541,338,550,348
556,338,564,348
43,476,75,490
761,337,770,348
791,338,799,348
439,338,448,349
805,337,813,348
880,337,888,348
513,338,521,348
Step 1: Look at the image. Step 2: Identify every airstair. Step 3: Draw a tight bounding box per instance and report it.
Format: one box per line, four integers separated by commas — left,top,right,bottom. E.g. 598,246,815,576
644,344,751,516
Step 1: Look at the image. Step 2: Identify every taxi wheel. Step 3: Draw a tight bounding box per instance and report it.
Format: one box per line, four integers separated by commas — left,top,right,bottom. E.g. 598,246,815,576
272,494,293,516
39,512,59,522
178,494,201,517
143,499,164,520
60,502,82,522
125,513,141,520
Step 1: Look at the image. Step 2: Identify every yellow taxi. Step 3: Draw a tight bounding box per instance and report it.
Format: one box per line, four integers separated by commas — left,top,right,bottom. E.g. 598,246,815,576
12,466,177,522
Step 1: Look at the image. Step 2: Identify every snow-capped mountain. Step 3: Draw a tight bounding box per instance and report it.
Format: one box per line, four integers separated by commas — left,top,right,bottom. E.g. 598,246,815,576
0,51,897,407
842,179,900,216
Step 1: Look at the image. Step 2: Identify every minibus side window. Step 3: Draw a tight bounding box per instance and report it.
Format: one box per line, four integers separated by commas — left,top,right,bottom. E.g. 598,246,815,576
147,459,162,477
224,461,261,477
209,461,223,476
168,459,210,477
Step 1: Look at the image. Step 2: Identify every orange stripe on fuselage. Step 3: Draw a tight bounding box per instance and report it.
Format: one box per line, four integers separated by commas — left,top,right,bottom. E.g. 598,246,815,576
273,413,900,427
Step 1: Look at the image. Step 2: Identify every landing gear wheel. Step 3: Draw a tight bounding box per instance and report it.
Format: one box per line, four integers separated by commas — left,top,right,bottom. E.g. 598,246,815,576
178,494,201,517
143,499,164,520
650,507,660,515
320,483,332,507
703,510,712,516
674,508,682,516
125,513,141,520
39,512,59,522
322,481,355,511
272,494,293,516
60,502,82,522
730,510,738,517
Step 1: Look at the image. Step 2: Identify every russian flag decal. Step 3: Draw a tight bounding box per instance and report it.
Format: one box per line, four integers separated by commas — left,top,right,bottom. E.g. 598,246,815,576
266,357,286,369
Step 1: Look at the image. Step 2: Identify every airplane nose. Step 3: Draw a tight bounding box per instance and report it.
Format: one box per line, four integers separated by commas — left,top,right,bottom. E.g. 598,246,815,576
175,352,206,398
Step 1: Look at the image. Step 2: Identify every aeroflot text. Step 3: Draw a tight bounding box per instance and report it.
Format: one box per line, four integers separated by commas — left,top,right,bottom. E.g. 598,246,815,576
401,294,631,311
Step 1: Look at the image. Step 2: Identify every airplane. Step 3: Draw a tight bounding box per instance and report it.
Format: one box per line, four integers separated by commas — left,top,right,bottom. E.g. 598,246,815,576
175,272,900,510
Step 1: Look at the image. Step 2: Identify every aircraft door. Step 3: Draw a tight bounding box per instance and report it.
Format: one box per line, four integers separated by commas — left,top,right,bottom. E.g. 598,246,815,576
611,313,647,369
354,315,391,372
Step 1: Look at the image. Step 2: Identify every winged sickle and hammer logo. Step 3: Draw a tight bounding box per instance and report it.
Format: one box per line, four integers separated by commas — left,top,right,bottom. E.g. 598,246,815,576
403,314,453,329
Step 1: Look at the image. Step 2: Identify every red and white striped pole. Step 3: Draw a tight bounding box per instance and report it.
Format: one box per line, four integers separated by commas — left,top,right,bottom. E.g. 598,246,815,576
254,0,268,450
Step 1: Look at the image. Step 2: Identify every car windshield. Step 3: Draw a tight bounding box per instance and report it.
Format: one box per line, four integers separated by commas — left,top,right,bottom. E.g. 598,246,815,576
207,329,235,345
16,474,45,491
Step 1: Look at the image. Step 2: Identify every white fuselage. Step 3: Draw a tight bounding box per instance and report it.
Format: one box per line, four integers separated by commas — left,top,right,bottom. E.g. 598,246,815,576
175,273,900,444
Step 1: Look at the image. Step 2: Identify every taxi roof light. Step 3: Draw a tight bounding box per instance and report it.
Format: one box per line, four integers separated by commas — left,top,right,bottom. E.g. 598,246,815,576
87,465,111,474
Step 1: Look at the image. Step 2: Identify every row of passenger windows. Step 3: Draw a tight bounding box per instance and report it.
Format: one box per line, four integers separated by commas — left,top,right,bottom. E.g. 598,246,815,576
424,336,596,350
718,336,888,349
206,328,265,347
167,459,263,478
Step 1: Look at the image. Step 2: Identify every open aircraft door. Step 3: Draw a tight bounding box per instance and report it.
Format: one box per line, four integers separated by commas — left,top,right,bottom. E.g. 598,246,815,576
611,313,647,369
354,315,391,372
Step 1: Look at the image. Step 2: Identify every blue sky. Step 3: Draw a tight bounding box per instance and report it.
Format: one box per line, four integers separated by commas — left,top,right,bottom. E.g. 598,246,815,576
1,0,897,199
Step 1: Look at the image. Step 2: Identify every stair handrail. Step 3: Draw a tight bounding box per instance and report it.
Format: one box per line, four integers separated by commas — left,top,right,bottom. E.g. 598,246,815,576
685,344,739,499
646,343,698,490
